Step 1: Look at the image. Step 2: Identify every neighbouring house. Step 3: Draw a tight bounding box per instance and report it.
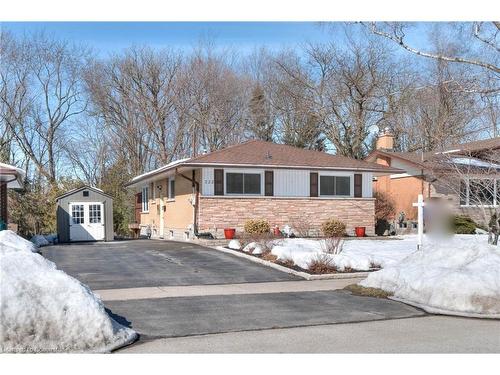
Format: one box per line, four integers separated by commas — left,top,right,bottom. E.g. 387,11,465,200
126,140,402,240
367,129,500,225
0,162,25,232
56,186,114,242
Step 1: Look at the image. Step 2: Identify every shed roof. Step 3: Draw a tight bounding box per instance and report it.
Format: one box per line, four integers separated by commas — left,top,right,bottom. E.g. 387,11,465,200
55,186,112,201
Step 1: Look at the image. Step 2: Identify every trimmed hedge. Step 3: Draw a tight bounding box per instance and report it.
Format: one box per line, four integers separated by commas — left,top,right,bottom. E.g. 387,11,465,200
321,218,346,237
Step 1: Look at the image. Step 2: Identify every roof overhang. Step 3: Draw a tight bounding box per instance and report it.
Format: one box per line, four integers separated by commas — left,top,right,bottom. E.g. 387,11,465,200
0,163,25,189
366,150,428,169
184,162,403,175
126,160,403,188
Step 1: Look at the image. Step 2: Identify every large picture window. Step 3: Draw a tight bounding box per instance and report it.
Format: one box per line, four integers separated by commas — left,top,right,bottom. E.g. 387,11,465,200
226,172,261,194
142,186,149,212
320,175,351,196
461,178,498,206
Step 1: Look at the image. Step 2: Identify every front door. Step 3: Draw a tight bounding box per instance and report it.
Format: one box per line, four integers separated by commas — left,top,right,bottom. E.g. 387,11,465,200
69,202,105,241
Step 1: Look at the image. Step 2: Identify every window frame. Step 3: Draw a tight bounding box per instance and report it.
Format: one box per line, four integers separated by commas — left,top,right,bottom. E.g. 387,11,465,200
224,169,264,196
168,178,175,200
318,172,353,197
141,186,149,212
70,204,85,225
460,177,499,207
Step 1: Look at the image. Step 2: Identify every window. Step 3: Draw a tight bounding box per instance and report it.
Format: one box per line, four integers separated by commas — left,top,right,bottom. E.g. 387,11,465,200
83,190,89,197
169,178,175,199
320,175,351,196
226,173,261,194
461,178,497,206
71,205,84,224
142,186,149,212
89,204,102,224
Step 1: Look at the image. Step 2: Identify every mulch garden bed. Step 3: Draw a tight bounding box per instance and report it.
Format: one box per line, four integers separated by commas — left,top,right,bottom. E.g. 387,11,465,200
225,246,379,275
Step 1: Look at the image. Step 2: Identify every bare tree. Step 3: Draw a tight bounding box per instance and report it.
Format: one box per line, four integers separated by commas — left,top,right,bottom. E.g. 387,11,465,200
0,31,88,185
366,22,500,76
181,48,250,154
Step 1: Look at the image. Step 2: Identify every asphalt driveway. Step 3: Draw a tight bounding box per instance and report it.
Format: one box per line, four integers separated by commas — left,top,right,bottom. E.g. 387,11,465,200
106,290,425,340
42,239,299,290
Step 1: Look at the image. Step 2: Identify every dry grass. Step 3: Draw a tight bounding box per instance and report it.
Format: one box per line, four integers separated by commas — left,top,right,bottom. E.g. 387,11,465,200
344,284,392,298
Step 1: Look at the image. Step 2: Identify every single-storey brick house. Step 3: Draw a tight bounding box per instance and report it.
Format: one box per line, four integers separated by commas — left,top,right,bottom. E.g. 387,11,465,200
366,130,500,224
126,140,401,240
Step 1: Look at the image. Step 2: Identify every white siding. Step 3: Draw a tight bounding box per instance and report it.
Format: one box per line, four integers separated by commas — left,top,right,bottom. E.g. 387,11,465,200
202,168,214,196
201,167,373,198
362,172,373,198
274,169,310,197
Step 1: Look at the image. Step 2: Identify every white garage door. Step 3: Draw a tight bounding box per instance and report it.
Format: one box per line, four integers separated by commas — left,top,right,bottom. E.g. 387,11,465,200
69,202,105,241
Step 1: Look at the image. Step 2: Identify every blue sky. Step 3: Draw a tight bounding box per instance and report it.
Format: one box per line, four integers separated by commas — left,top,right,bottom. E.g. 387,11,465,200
1,22,336,56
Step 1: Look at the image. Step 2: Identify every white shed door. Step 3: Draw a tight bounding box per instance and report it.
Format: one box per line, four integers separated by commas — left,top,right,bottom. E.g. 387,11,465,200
69,202,105,241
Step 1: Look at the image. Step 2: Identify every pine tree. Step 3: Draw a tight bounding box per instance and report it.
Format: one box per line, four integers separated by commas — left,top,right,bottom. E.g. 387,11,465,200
248,84,273,141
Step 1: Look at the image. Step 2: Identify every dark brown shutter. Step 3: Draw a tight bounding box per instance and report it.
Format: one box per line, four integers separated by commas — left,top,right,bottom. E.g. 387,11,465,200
165,178,169,198
265,171,274,196
135,193,142,223
354,173,362,198
310,172,318,197
214,169,224,195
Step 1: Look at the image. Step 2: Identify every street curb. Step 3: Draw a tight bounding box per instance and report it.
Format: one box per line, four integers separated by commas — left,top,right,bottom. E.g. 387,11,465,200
212,246,370,281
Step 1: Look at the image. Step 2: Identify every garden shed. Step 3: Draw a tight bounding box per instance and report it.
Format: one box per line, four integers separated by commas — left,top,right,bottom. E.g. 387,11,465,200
56,186,113,242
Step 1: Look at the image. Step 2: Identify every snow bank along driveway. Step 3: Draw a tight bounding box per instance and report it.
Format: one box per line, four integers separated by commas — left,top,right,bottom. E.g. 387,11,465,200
361,235,500,318
272,235,500,318
0,230,137,353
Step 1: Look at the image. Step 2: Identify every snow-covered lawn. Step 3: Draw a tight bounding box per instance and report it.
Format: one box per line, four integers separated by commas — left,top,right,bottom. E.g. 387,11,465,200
361,235,500,318
269,234,500,318
0,230,137,353
271,236,419,271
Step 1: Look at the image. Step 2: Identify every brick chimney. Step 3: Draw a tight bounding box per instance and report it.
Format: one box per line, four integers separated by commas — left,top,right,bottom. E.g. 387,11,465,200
376,127,394,150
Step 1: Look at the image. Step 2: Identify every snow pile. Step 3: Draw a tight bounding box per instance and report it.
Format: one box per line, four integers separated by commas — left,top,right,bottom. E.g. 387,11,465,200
271,237,417,271
0,230,137,352
31,235,50,247
1,230,38,253
243,242,264,255
360,235,500,318
228,239,241,250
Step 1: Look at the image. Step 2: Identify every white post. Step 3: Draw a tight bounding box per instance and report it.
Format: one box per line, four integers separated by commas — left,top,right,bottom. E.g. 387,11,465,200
412,194,425,251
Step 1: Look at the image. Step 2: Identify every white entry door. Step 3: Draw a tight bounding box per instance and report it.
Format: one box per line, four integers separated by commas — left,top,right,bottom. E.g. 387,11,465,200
69,202,105,241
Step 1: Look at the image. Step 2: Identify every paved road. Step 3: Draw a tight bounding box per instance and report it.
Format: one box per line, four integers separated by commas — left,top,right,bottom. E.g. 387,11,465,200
105,290,424,339
42,240,298,289
121,316,500,353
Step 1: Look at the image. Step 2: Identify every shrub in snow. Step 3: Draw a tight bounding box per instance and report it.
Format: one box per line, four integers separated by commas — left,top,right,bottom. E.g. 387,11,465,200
360,236,500,318
228,239,241,250
321,219,346,237
31,235,50,247
307,253,337,274
0,230,137,352
244,219,271,234
452,215,476,234
320,237,344,255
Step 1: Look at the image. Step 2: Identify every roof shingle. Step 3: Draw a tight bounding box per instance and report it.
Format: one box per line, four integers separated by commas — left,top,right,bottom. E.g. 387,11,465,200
185,140,402,172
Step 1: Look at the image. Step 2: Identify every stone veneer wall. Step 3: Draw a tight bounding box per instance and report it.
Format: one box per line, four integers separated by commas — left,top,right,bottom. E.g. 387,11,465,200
198,196,375,237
